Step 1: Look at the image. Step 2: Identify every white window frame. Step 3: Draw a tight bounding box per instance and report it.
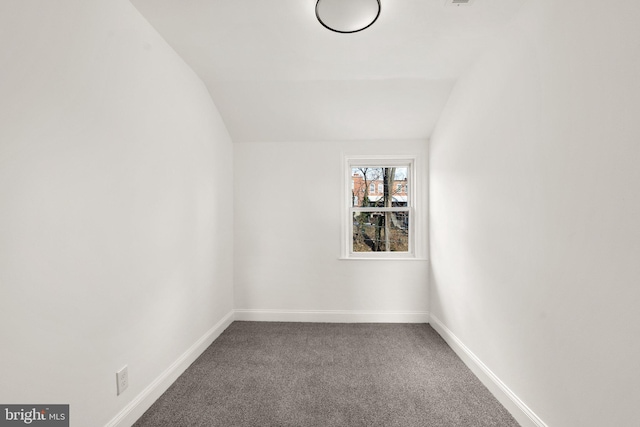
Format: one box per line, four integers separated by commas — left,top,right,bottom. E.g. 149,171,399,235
342,154,424,260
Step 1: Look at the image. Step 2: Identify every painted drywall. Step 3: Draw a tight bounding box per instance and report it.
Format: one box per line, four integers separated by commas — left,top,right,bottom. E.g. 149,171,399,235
430,1,640,426
0,1,234,426
234,140,429,321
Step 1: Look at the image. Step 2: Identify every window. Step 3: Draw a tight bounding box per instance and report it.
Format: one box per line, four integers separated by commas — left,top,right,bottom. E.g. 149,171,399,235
343,155,421,259
369,183,375,194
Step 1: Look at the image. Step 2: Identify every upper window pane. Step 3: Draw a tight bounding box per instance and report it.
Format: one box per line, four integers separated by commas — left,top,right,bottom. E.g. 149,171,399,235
350,167,408,207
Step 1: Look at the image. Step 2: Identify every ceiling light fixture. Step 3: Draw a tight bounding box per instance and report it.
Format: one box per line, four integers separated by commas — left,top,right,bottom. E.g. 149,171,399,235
315,0,381,34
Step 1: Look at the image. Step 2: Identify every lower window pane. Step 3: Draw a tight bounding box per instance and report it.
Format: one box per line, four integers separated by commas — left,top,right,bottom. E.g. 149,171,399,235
352,211,409,252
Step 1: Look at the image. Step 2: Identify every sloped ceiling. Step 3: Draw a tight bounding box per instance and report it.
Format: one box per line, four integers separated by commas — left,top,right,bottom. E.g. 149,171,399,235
131,0,527,142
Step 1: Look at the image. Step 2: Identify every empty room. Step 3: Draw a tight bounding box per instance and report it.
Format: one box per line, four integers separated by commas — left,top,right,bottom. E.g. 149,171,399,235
1,0,639,426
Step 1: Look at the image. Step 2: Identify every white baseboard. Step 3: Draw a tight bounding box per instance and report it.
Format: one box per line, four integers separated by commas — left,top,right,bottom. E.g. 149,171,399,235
429,314,547,427
234,309,429,323
105,310,235,427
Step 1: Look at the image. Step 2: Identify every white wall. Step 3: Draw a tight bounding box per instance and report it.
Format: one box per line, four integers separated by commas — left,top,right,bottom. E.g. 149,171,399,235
430,1,640,426
234,140,429,322
0,1,234,426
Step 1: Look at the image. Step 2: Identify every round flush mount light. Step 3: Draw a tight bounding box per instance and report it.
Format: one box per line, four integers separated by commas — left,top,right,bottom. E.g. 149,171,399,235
315,0,381,34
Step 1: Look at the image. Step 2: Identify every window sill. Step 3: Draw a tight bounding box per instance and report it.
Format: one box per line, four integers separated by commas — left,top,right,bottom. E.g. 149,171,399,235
338,257,429,261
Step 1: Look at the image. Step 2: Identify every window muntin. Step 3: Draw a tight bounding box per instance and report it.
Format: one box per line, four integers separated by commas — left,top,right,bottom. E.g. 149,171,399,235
346,159,415,258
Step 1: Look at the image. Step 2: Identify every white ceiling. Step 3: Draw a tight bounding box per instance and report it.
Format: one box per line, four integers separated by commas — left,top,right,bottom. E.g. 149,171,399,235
131,0,527,142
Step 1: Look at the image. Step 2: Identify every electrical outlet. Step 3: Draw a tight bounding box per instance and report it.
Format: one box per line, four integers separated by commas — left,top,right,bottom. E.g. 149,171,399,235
116,366,128,396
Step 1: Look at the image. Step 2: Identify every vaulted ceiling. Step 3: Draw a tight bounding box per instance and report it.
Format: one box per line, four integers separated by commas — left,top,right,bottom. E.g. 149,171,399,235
131,0,527,142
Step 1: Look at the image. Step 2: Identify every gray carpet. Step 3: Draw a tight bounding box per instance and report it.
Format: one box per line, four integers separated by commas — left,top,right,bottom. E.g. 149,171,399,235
134,322,520,427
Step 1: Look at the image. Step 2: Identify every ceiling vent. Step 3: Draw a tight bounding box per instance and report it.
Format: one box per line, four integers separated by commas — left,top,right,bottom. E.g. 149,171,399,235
446,0,475,6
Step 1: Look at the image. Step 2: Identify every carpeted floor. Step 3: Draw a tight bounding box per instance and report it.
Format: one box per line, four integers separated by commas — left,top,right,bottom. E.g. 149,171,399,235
134,322,520,427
